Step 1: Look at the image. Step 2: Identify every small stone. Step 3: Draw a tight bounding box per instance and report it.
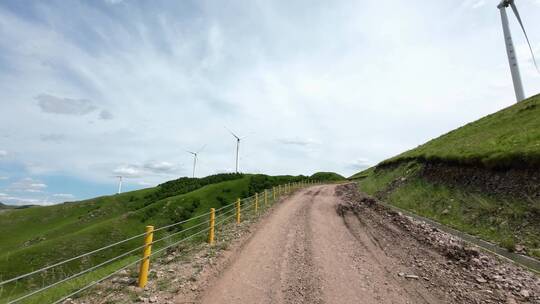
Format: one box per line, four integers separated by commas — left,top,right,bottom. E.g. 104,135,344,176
398,272,405,277
514,245,525,253
476,277,487,283
149,296,158,303
519,289,530,298
470,258,482,266
405,274,419,280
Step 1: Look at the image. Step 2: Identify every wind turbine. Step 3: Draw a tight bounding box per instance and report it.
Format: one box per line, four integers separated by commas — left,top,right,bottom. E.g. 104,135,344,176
187,145,206,178
497,0,538,102
225,127,244,173
115,176,123,194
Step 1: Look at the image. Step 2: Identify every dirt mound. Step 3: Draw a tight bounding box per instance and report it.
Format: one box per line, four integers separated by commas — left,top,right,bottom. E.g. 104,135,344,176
336,183,540,303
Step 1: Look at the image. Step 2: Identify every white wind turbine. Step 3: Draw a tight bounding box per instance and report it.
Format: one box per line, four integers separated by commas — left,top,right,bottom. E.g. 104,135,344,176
187,145,206,178
497,0,538,102
115,176,123,194
225,127,245,173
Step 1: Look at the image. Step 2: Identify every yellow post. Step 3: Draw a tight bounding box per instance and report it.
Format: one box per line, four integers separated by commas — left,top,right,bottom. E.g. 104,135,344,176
278,184,281,195
264,189,268,206
208,208,215,245
138,225,154,288
236,198,241,224
255,192,259,213
273,187,276,201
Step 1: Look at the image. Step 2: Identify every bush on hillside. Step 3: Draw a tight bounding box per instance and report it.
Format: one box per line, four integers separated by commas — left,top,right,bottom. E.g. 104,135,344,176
152,173,244,200
310,172,345,182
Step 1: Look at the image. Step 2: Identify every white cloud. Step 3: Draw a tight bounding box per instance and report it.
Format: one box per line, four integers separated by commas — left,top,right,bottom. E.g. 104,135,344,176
53,193,75,199
99,110,114,120
278,138,320,147
36,94,97,115
0,0,539,193
143,161,176,173
0,150,7,157
346,158,372,171
113,161,179,178
7,178,47,193
137,181,154,186
0,192,6,196
461,0,486,9
113,165,141,177
40,133,67,143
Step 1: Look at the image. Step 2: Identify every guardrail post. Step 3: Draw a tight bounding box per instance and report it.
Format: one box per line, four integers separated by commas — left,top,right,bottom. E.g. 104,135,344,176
236,198,241,224
208,208,215,245
138,225,154,288
255,192,259,213
273,187,276,201
264,189,268,206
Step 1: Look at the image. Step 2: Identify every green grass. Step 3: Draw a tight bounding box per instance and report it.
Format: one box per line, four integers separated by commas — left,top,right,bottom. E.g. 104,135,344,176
383,94,540,169
352,95,540,258
358,162,540,258
0,171,336,303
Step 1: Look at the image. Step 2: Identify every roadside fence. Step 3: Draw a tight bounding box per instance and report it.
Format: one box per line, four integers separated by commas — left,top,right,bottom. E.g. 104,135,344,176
0,180,319,304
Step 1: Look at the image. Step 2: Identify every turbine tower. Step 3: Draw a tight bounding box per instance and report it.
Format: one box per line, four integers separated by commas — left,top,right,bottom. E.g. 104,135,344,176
226,127,242,173
497,0,538,102
187,145,206,178
116,176,123,194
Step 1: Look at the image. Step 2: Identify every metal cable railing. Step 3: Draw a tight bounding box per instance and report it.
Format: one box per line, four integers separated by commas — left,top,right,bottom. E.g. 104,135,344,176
0,182,312,304
0,209,213,288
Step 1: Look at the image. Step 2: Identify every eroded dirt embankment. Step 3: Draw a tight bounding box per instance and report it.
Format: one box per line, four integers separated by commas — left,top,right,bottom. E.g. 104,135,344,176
336,183,540,303
377,160,540,200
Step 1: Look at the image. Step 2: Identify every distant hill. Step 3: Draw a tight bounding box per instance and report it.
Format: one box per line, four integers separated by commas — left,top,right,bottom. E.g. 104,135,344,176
353,94,540,259
311,171,345,182
0,202,36,210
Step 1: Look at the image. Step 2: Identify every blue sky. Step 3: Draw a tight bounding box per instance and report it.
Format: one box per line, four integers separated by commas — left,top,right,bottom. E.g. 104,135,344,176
1,0,539,205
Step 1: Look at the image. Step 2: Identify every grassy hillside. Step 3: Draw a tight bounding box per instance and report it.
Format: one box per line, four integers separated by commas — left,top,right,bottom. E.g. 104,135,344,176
384,94,540,169
354,95,540,259
0,172,330,302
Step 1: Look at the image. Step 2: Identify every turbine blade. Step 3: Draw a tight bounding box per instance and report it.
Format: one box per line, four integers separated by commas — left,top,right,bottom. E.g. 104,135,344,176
224,126,239,139
198,144,207,153
186,150,196,155
510,2,539,72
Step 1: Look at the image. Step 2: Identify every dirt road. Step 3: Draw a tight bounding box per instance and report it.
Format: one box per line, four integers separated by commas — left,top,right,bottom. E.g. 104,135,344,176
192,184,539,304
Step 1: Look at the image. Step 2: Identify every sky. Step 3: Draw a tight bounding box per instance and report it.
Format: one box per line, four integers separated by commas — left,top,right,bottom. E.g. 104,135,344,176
1,0,539,205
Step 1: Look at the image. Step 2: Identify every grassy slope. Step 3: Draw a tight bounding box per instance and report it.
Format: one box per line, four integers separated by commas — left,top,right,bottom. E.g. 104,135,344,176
354,95,540,258
358,162,540,257
383,94,540,168
0,172,330,302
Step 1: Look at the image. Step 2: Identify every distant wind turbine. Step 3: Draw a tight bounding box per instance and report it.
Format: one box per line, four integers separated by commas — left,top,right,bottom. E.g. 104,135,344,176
115,176,123,194
187,145,206,178
497,0,538,102
225,127,245,173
